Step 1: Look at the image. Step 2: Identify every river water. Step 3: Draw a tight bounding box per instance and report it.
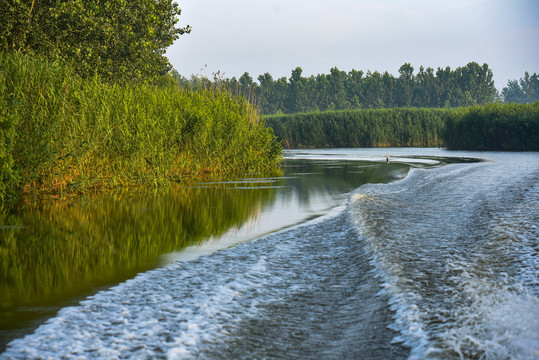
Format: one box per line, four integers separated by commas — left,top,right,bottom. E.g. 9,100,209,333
1,148,538,359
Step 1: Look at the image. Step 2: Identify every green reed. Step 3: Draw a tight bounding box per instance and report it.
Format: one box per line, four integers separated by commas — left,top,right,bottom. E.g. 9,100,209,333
444,102,539,151
265,104,539,151
265,108,452,148
0,52,282,200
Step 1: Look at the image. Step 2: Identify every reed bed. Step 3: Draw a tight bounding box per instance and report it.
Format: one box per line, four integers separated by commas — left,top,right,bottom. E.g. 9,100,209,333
265,103,539,151
0,52,281,201
445,102,539,151
265,108,451,148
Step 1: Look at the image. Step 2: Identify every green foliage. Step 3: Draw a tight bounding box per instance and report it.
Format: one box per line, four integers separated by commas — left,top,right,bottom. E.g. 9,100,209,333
0,0,190,83
0,52,281,199
0,70,18,203
185,62,498,114
444,102,539,151
501,72,539,104
267,103,538,151
266,108,452,148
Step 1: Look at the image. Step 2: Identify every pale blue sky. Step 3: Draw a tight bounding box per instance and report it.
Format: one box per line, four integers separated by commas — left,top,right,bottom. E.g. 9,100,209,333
167,0,539,89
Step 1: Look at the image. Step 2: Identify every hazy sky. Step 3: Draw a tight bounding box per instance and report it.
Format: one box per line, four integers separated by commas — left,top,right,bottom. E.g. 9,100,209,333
166,0,539,89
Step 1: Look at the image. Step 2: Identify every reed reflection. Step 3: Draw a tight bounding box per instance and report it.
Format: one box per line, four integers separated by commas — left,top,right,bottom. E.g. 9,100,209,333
0,183,277,345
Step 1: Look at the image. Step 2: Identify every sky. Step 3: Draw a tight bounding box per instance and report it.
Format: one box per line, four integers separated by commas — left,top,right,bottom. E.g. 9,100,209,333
166,0,539,90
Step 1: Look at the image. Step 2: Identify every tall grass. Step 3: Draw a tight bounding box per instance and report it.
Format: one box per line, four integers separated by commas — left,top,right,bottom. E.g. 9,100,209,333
265,108,452,148
444,102,539,151
0,52,281,199
266,103,539,151
0,67,19,203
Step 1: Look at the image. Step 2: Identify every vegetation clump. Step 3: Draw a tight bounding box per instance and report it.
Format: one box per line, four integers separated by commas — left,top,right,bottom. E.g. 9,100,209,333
265,103,539,151
445,102,539,151
0,52,281,201
265,108,452,148
1,0,190,84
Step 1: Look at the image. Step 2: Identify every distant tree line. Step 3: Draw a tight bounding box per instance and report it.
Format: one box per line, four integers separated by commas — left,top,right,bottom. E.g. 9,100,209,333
173,62,500,114
501,72,539,104
174,64,538,115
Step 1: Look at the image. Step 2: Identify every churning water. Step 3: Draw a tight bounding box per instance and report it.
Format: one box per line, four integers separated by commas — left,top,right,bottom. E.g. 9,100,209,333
2,149,538,359
349,151,539,359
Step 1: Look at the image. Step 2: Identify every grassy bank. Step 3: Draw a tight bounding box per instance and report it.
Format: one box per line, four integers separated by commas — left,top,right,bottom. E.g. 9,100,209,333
265,108,451,148
0,52,281,202
445,102,539,151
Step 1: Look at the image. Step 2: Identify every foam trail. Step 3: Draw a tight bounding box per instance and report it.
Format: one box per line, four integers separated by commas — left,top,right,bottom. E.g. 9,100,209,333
2,213,406,359
350,153,539,359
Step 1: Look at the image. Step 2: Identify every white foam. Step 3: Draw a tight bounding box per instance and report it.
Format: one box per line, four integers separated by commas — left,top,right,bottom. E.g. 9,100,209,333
349,153,539,359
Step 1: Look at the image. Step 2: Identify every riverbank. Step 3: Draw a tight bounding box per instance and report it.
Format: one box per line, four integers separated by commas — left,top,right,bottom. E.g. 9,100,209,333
0,52,282,203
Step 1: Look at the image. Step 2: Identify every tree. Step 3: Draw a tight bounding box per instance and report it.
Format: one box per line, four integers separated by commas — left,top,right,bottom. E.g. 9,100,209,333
502,80,525,103
454,62,496,105
239,72,255,100
435,66,455,107
414,66,436,107
1,0,191,83
381,71,397,107
288,67,309,113
398,63,415,107
346,69,364,108
257,72,275,114
328,67,350,110
363,71,385,108
519,72,539,102
315,73,331,111
502,72,539,104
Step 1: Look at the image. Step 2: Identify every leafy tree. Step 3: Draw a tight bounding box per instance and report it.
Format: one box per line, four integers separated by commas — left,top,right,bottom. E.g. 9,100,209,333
454,62,496,105
363,71,385,108
328,67,350,110
257,72,276,113
398,63,414,107
502,72,539,104
0,0,190,83
414,66,436,107
381,71,397,107
346,69,364,108
288,67,309,112
239,72,255,100
315,73,331,111
502,80,525,103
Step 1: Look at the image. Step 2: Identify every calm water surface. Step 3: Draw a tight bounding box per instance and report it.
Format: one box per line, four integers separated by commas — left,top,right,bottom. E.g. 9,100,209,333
1,148,538,359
